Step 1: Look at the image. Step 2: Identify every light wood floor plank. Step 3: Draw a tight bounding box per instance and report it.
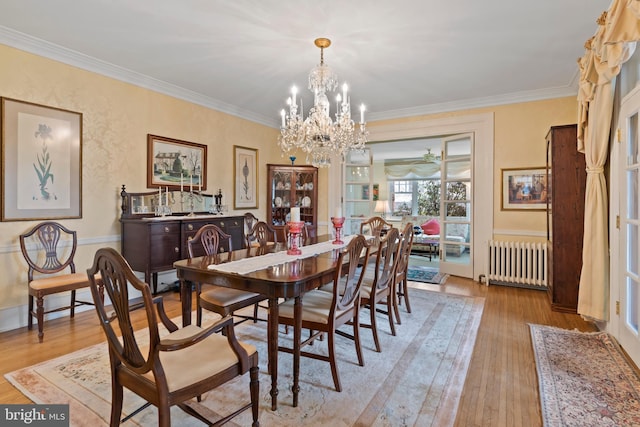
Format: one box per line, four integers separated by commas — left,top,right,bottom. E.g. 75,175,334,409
0,276,597,426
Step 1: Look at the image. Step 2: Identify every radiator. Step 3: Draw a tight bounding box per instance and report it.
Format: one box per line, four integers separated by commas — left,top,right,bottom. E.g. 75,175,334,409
487,240,547,288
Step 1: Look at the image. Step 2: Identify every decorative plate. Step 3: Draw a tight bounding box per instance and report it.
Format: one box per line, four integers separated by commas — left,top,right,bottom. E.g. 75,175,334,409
302,196,311,207
275,196,282,207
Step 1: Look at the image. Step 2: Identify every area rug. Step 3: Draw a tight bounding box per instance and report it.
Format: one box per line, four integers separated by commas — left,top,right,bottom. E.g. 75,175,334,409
6,289,484,427
529,324,640,427
407,266,448,284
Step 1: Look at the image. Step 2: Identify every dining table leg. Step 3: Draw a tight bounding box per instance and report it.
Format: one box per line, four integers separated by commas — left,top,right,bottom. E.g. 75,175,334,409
292,295,302,407
180,279,192,327
268,296,279,411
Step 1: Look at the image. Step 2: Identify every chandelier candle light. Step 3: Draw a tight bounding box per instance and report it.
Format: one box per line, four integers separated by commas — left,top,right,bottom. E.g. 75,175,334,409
278,38,368,167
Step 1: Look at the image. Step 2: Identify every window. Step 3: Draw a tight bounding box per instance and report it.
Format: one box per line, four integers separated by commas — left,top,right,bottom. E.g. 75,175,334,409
391,180,415,216
390,179,467,217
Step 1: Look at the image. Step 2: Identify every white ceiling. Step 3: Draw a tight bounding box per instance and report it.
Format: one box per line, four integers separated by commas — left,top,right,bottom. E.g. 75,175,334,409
0,0,607,158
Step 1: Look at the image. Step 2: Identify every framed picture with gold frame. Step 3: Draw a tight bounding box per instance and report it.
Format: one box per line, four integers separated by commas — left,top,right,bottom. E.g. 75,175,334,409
234,145,258,209
501,167,548,210
147,134,207,191
1,97,82,221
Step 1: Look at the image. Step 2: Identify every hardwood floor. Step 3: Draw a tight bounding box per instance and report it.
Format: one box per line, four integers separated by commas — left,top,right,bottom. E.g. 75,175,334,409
0,276,596,426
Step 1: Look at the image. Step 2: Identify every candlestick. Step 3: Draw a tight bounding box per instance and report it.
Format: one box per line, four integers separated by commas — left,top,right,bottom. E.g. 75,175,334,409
286,221,304,255
190,174,193,192
180,173,183,193
331,216,345,245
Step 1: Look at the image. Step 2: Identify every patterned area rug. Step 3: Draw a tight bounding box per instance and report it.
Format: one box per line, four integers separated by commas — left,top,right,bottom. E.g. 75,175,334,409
407,266,448,284
529,324,640,426
5,289,484,427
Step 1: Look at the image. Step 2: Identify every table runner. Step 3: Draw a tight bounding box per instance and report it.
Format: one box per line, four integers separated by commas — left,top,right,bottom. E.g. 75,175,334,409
208,235,357,275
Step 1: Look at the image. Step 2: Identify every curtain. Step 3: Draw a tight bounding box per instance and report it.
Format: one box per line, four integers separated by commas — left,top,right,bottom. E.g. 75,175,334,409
577,0,640,321
384,161,469,180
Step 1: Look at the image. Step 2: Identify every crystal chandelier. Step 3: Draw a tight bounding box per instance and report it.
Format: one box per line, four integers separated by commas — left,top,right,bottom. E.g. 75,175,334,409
278,38,368,167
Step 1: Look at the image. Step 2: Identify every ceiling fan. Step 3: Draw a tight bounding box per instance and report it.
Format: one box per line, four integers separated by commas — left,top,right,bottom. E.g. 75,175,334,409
423,148,441,163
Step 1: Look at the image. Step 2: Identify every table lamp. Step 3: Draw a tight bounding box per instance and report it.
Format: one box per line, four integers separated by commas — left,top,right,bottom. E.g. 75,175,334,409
374,199,388,218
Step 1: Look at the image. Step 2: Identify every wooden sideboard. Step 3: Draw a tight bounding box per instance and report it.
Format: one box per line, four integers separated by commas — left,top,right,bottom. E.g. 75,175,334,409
119,185,245,293
121,215,245,293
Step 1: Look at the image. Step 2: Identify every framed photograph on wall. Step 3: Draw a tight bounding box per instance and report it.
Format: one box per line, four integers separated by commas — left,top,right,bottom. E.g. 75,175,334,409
1,97,82,221
501,167,548,210
147,134,207,191
234,145,258,209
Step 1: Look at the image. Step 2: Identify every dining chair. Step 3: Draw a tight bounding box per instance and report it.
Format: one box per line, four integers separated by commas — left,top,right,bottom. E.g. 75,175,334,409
246,221,282,324
359,227,402,352
394,222,415,323
19,221,103,343
86,247,260,427
246,221,279,249
359,216,393,244
277,234,371,392
243,212,260,247
188,224,266,327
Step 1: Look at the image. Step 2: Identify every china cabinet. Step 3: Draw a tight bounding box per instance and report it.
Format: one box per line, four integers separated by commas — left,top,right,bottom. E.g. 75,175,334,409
546,124,586,313
267,164,318,240
119,186,244,293
343,149,373,235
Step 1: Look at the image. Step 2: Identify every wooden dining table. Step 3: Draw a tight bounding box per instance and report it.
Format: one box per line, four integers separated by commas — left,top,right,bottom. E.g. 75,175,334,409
174,235,348,411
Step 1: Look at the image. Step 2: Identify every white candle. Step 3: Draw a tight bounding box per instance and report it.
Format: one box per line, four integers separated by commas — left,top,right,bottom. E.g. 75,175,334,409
190,174,193,192
198,173,202,192
342,83,348,103
280,109,286,127
290,207,300,222
165,187,169,206
335,206,342,218
360,104,366,124
180,173,183,193
291,86,297,108
336,94,341,114
158,187,162,206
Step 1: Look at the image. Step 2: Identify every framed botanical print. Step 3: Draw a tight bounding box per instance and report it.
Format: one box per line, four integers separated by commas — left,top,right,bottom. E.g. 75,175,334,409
234,145,258,209
1,97,82,221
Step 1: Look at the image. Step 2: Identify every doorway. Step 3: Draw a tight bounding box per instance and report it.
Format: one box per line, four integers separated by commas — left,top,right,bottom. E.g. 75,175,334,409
373,133,473,278
328,112,493,281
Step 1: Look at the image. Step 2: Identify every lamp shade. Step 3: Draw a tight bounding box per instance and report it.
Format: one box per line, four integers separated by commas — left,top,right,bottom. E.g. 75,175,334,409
374,200,388,215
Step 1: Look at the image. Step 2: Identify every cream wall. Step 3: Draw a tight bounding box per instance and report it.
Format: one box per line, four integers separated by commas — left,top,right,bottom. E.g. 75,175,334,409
0,42,578,332
0,44,283,330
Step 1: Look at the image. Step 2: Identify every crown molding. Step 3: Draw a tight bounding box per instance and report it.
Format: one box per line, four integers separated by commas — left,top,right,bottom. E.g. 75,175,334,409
0,26,275,127
367,84,579,122
0,25,579,129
